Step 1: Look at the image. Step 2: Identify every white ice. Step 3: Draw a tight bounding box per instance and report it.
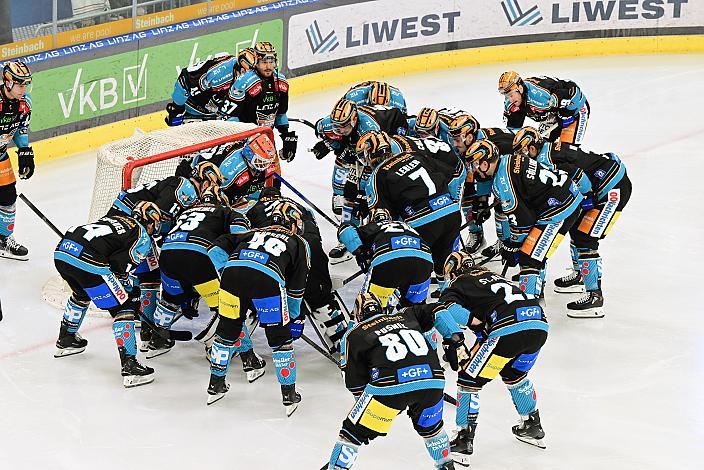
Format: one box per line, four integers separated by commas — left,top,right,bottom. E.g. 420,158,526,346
1,54,702,470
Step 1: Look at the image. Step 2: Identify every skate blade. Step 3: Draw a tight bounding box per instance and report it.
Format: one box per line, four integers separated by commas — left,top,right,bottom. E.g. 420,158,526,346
123,373,154,388
246,368,265,383
53,346,86,358
514,435,546,449
146,347,173,359
285,402,299,417
0,252,29,261
207,391,227,405
328,252,353,265
554,285,585,294
566,307,604,319
450,452,471,467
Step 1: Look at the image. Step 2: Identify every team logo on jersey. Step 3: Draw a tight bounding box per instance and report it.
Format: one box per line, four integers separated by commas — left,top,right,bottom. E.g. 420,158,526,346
370,368,380,380
547,197,560,207
391,236,420,249
397,364,432,383
396,127,407,136
239,249,269,264
429,194,452,211
594,169,606,180
58,240,83,256
516,305,542,321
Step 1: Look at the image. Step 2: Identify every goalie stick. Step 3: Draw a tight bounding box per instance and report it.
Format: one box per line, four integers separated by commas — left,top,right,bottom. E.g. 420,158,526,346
19,193,192,341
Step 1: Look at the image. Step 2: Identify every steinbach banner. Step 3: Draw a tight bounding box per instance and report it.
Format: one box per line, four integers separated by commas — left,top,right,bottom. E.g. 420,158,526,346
288,0,704,69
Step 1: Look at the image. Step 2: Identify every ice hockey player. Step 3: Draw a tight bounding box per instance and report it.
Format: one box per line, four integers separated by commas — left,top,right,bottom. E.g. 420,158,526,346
0,61,34,260
430,252,549,466
447,114,515,256
206,203,309,415
363,130,463,292
165,48,258,126
465,139,581,298
246,186,349,354
151,186,256,363
218,42,298,163
338,207,434,309
407,107,453,142
499,70,589,145
344,80,407,113
53,201,162,387
108,161,223,347
189,132,278,203
513,127,632,317
326,292,455,470
311,97,408,215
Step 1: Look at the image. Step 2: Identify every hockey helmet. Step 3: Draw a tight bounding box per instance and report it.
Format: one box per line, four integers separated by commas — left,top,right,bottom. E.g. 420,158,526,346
512,126,543,157
254,42,277,62
370,208,392,224
236,47,258,73
466,140,500,181
353,292,385,322
132,201,162,234
415,107,440,138
443,251,475,281
498,70,522,95
448,114,480,143
271,201,304,234
243,133,276,172
3,61,31,86
259,185,282,201
200,185,229,206
330,98,358,134
369,81,391,107
356,130,392,168
192,160,224,187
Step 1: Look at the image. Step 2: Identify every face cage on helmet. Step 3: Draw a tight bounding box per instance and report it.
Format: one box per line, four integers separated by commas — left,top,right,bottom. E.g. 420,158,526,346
242,146,273,172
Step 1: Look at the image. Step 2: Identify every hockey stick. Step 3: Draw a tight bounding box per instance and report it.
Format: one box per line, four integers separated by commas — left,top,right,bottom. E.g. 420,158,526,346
19,193,192,341
273,172,340,228
289,117,316,130
301,332,341,367
18,193,63,238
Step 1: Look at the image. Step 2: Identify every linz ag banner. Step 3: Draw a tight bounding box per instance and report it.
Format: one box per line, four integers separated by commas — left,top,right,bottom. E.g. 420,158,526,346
288,0,703,69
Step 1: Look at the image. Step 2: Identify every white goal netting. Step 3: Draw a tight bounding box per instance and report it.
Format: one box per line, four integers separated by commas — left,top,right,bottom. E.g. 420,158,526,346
43,120,268,314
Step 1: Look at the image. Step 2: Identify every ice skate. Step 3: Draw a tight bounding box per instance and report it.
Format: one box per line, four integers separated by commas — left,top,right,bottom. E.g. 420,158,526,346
54,324,87,358
207,375,230,405
566,290,604,318
449,425,475,467
282,384,301,417
554,269,585,293
512,410,546,449
0,235,28,261
241,349,266,383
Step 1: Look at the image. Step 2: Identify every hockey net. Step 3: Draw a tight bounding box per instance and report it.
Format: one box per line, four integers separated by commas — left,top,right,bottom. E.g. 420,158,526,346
43,120,276,314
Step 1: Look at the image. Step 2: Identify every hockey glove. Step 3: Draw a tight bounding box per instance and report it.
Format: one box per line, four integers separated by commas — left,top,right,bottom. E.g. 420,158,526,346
581,193,595,211
17,147,34,179
289,318,305,339
353,248,371,273
279,130,298,162
311,140,332,160
165,102,186,126
442,333,471,372
472,198,490,225
175,158,194,178
500,242,520,267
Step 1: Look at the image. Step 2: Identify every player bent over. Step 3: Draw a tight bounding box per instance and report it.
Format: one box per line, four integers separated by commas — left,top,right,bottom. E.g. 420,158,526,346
53,202,162,387
431,252,548,466
247,186,349,354
326,293,455,470
152,186,256,364
513,127,632,317
499,70,589,145
466,140,581,298
206,203,309,415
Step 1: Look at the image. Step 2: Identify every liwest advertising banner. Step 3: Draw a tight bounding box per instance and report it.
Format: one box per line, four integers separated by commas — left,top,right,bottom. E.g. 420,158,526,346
288,0,704,69
29,19,283,132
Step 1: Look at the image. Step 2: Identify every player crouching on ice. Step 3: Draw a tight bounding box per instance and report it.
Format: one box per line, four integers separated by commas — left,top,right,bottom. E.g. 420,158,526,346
53,202,162,388
205,202,309,416
326,292,457,470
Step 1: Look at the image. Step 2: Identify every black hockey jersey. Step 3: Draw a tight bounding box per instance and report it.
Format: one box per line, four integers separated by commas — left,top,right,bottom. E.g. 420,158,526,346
213,227,309,294
162,203,250,253
246,195,316,231
343,310,444,396
439,269,547,338
504,76,585,130
391,135,464,180
478,127,515,155
220,69,289,129
55,215,154,275
366,152,461,227
0,85,31,156
110,176,199,231
175,54,234,116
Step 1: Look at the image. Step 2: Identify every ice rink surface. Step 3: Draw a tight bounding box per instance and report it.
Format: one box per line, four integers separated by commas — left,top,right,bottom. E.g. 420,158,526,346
1,54,702,469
